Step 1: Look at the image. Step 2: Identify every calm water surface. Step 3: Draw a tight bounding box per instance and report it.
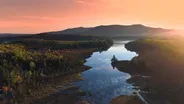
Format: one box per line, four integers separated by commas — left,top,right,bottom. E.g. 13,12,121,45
74,40,137,104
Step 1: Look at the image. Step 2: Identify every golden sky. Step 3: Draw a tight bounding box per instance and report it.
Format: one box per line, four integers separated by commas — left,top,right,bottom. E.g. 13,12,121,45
0,0,184,33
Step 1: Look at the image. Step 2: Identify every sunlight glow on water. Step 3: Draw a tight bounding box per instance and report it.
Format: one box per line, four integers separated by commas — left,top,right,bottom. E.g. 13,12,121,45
74,40,137,104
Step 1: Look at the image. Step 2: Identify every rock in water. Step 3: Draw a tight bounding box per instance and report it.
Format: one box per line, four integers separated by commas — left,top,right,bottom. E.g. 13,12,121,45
111,55,118,63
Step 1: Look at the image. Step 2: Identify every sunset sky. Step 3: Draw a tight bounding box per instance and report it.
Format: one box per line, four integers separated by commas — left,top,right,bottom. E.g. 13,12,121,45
0,0,184,33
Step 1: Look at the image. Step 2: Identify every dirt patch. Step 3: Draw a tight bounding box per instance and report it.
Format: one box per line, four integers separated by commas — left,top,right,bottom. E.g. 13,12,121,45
110,95,144,104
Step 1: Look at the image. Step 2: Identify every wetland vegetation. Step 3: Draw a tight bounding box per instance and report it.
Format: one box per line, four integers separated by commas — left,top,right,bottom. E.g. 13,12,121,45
0,36,113,104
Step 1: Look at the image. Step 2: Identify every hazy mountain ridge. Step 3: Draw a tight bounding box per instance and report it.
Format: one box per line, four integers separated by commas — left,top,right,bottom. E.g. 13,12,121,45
46,24,171,37
0,24,172,40
0,33,32,38
49,27,91,35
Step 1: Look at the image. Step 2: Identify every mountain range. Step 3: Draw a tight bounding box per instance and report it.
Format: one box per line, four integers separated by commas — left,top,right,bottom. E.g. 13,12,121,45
0,24,172,40
42,24,171,37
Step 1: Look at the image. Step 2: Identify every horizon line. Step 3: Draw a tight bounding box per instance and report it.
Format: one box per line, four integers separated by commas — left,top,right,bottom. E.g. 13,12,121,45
0,23,174,35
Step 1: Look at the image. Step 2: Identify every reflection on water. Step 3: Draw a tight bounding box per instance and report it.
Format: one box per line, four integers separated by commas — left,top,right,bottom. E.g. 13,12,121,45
74,40,137,104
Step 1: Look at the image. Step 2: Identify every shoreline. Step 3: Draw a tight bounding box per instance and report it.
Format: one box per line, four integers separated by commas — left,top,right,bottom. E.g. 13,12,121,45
1,48,96,104
115,37,184,104
1,36,114,104
22,48,96,104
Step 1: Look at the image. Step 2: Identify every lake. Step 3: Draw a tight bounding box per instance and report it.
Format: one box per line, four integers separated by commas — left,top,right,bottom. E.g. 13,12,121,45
74,40,138,104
